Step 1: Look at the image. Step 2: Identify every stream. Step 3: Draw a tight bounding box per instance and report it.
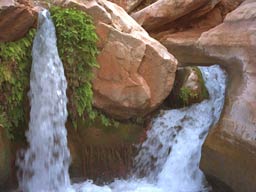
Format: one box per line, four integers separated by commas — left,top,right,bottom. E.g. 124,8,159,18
17,10,227,192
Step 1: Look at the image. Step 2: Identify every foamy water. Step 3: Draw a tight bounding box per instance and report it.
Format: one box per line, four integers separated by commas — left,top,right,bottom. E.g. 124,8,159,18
17,10,227,192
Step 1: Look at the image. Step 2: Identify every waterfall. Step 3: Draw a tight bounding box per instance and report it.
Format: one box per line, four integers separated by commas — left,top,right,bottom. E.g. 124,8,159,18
17,9,227,192
17,10,72,192
72,65,227,192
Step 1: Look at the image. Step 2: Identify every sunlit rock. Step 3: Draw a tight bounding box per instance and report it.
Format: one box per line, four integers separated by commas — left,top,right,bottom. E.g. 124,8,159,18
56,0,177,119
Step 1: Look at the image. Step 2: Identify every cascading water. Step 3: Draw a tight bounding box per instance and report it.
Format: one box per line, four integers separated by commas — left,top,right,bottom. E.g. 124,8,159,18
17,10,227,192
17,10,72,192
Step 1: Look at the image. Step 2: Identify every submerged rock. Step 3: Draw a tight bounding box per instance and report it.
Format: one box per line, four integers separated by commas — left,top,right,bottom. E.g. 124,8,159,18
0,0,36,42
165,67,209,108
56,0,177,119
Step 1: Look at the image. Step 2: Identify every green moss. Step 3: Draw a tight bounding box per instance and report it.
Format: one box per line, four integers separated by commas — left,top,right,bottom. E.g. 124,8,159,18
50,6,116,128
178,67,209,107
0,6,120,139
0,29,36,139
192,67,209,99
179,87,195,106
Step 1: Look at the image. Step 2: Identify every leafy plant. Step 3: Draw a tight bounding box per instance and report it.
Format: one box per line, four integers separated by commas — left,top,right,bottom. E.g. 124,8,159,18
179,87,191,106
50,6,115,128
0,29,36,139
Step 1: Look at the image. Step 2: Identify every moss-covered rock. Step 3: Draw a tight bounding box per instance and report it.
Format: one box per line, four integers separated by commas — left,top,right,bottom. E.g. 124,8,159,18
165,66,209,108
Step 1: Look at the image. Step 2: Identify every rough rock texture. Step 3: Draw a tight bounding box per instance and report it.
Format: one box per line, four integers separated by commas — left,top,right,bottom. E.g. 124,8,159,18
155,0,255,191
0,127,11,189
0,0,36,42
108,0,143,13
58,0,177,119
165,67,208,108
131,0,220,31
67,120,144,183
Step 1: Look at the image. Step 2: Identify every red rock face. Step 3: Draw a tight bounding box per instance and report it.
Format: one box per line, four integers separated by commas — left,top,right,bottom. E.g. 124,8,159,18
108,0,143,12
198,2,256,191
0,0,36,42
131,0,217,31
60,0,177,119
149,0,255,190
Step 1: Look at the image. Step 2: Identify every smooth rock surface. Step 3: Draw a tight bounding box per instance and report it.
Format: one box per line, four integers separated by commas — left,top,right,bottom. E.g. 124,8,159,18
108,0,143,13
59,0,177,119
131,0,217,31
198,1,256,191
151,0,256,190
0,0,36,42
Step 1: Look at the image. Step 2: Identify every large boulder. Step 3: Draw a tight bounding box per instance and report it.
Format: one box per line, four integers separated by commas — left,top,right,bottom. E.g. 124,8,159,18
0,0,36,42
154,0,256,191
108,0,143,13
131,0,220,31
58,0,177,119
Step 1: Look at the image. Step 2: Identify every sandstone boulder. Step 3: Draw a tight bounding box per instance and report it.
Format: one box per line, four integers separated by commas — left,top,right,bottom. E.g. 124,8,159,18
0,0,36,42
108,0,143,13
58,0,177,119
157,0,244,64
131,0,220,31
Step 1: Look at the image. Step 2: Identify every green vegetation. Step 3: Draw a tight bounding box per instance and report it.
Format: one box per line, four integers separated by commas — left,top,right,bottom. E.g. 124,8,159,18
178,67,209,106
192,67,209,99
0,29,36,139
50,6,115,128
0,6,121,139
179,87,197,106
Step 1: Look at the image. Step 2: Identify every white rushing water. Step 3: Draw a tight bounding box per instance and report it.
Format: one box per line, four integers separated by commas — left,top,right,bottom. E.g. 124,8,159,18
72,65,227,192
17,10,72,192
17,10,227,192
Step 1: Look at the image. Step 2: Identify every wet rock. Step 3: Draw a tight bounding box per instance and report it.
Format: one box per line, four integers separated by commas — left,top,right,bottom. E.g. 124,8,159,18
148,0,256,190
67,119,144,183
57,0,177,119
0,127,11,189
165,67,209,108
198,1,256,191
0,0,36,42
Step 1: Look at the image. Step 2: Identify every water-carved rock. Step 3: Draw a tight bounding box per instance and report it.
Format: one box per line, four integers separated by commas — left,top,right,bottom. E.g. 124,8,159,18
151,0,256,190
